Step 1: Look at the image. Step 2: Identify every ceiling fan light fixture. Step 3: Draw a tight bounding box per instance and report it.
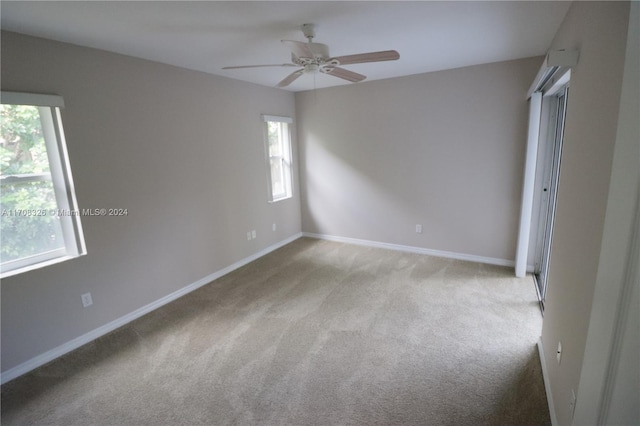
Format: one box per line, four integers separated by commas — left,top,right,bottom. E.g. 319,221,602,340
305,64,320,74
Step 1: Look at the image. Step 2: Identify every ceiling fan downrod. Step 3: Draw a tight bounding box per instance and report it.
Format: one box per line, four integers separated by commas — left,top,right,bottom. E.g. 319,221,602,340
301,23,315,43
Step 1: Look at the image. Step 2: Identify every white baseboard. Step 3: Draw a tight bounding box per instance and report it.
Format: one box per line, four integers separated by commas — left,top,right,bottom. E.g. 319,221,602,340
0,233,302,385
538,338,558,426
302,232,516,269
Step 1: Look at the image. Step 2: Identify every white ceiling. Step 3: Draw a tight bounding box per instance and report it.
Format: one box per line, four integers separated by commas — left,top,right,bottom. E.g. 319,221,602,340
0,1,571,92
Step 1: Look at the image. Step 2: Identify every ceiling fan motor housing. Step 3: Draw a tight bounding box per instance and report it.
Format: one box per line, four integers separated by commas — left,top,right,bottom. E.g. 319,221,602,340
302,23,315,40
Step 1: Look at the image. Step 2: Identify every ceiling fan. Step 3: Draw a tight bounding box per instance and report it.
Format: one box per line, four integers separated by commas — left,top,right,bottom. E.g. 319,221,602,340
222,24,400,88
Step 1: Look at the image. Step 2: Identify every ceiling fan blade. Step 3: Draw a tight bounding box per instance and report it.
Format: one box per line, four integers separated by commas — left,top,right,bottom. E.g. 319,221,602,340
222,64,298,70
321,67,366,83
276,69,305,88
331,50,400,65
282,40,315,59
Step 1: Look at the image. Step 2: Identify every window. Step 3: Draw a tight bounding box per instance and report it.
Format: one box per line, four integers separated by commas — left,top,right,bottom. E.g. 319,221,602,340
1,91,85,278
263,115,293,202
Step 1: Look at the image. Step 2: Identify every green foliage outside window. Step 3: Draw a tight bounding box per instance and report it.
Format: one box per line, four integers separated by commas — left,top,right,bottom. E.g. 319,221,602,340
1,105,64,263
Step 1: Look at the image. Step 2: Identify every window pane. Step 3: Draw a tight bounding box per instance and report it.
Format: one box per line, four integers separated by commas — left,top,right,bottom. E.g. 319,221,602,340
270,157,284,197
1,181,65,262
1,105,51,175
267,122,282,157
264,117,292,202
1,104,65,263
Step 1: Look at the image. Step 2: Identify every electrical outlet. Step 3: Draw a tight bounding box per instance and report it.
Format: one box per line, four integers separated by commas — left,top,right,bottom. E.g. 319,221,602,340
415,224,423,234
251,230,256,239
557,341,562,364
272,223,276,232
247,231,251,241
81,292,93,307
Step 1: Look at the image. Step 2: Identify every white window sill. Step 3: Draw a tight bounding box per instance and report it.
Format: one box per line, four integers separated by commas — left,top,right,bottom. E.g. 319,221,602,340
269,195,293,203
1,252,85,279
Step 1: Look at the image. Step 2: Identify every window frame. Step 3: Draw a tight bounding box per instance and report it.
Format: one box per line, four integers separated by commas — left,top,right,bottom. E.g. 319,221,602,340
262,114,293,203
1,91,86,278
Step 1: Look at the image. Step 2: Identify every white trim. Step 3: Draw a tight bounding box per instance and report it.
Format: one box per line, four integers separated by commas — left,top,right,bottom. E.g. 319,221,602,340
40,106,85,258
53,106,86,255
0,253,80,280
515,91,543,277
527,50,579,98
302,232,514,268
538,338,558,426
0,101,85,278
543,70,571,98
0,233,303,385
1,91,64,107
261,114,292,123
265,120,293,203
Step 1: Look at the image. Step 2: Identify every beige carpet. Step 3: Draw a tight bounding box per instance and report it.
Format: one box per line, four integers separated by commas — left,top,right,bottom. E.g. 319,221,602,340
1,237,550,425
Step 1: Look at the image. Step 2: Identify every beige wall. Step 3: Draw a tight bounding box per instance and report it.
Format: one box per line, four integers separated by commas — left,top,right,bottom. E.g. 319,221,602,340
575,3,639,423
0,31,300,372
538,2,631,425
296,57,541,262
